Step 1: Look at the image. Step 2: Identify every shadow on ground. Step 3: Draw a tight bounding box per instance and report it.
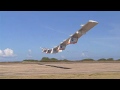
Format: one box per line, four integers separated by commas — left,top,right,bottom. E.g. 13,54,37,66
38,64,71,69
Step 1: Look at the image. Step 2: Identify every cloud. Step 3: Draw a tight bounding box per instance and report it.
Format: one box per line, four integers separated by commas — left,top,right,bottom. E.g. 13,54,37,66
81,52,85,57
28,49,32,54
0,48,16,57
81,51,88,57
0,50,3,56
27,49,32,58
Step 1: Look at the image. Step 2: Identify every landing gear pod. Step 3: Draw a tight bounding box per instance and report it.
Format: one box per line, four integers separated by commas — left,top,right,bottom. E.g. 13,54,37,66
58,44,66,50
67,37,78,44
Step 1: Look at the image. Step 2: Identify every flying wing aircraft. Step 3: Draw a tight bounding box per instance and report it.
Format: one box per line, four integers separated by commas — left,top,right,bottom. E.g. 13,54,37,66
41,20,98,54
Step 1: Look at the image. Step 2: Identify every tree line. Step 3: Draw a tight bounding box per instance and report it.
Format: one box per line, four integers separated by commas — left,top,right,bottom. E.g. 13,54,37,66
23,57,120,62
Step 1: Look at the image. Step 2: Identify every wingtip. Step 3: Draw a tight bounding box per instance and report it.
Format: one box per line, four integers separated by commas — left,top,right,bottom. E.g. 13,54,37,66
89,20,98,23
80,24,84,27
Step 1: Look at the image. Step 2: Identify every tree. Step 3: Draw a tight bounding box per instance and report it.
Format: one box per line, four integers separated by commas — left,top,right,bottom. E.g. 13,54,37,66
81,58,94,61
40,57,50,62
106,58,114,61
23,59,38,62
49,58,58,62
97,58,106,61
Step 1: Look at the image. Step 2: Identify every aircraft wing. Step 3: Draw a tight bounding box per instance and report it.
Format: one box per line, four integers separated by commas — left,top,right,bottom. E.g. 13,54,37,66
42,20,98,54
60,38,70,45
53,46,59,51
53,20,98,49
64,20,98,41
77,20,98,38
52,46,62,53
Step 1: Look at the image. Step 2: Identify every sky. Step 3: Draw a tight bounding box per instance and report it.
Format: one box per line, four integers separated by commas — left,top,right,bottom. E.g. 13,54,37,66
0,11,120,62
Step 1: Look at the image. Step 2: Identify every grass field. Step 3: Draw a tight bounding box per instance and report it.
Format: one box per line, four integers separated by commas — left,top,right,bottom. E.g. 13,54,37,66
0,62,120,79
